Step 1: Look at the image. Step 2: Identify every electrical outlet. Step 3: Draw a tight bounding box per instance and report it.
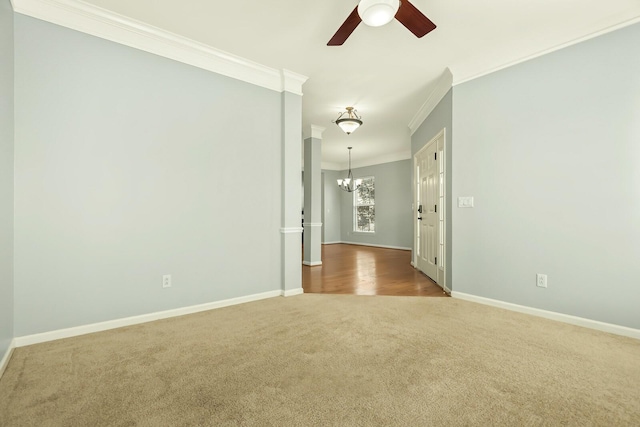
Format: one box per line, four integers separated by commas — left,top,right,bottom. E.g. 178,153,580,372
162,274,172,288
536,273,547,288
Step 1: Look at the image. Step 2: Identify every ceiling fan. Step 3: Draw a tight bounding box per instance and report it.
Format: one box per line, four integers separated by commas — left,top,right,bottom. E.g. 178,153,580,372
328,0,436,46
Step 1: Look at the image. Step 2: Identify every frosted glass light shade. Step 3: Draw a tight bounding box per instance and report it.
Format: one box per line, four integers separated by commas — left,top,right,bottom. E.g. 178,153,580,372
336,119,362,135
358,0,400,27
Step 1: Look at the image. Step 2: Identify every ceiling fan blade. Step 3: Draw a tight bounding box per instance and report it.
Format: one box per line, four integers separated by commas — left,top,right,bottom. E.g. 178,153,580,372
328,6,362,46
395,0,437,38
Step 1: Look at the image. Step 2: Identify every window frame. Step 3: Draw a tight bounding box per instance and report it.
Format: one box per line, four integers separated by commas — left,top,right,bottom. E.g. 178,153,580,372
353,176,375,233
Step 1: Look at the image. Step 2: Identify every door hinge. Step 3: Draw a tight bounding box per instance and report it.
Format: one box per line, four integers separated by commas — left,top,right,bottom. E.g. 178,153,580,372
434,205,437,213
434,152,437,160
435,256,437,265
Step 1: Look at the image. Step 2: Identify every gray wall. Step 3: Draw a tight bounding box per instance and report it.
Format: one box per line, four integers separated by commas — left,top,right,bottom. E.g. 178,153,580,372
411,89,453,291
452,22,640,328
339,160,412,249
321,170,342,243
14,15,284,336
0,0,14,359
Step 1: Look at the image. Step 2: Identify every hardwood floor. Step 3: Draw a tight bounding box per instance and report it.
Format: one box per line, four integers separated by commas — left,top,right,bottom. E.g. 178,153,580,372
302,244,448,297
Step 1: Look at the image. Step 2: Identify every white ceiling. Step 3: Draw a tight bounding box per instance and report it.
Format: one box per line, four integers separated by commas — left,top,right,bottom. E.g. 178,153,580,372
81,0,640,169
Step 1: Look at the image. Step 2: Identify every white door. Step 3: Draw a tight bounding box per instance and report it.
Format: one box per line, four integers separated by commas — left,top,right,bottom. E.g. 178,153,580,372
415,132,444,285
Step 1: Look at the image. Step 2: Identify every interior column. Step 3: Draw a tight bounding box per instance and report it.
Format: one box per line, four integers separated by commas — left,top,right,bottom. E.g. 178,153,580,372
303,125,324,266
280,70,307,296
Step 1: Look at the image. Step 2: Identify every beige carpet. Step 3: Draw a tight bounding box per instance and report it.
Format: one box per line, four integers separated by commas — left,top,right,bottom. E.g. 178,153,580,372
1,294,639,426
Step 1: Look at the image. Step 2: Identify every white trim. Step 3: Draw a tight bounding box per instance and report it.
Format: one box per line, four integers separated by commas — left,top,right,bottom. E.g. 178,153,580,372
340,241,411,251
303,125,326,140
302,261,322,266
303,222,322,227
0,339,16,379
408,68,453,135
282,288,304,297
453,16,640,86
280,227,303,234
451,292,640,340
322,241,342,245
281,69,308,96
14,290,282,347
10,0,308,94
412,128,447,289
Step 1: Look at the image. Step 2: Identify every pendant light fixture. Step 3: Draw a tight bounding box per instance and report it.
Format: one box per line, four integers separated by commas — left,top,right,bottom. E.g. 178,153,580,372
334,107,363,135
337,147,362,192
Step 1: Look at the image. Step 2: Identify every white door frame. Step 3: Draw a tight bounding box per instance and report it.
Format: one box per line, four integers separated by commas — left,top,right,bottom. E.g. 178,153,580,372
413,128,447,291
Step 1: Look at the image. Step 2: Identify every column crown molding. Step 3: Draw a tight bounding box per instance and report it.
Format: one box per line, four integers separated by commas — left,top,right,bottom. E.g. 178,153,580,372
11,0,308,94
281,69,308,96
304,125,326,140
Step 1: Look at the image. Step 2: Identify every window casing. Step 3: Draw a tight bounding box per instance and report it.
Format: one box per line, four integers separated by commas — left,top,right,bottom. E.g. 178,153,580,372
354,176,375,233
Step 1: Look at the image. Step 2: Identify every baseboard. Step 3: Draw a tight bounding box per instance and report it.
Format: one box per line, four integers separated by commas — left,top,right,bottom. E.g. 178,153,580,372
451,292,640,340
14,290,283,347
302,261,322,266
0,339,16,379
282,288,304,297
322,241,342,245
336,241,412,251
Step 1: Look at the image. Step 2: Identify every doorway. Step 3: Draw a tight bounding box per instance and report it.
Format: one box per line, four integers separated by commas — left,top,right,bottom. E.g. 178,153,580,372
414,129,446,288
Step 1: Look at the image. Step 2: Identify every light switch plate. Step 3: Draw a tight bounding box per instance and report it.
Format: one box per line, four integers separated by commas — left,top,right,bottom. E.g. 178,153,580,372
458,197,474,208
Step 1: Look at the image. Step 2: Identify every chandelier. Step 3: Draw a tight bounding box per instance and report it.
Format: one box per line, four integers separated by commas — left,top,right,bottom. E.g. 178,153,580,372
334,107,363,135
337,147,362,192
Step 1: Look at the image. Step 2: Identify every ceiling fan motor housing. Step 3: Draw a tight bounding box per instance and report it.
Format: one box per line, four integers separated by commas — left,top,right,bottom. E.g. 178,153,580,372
358,0,401,27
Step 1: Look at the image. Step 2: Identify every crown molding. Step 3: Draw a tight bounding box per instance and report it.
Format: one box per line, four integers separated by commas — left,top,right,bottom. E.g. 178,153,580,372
350,150,411,169
453,15,640,86
323,150,411,171
11,0,308,94
281,69,308,96
321,161,342,170
408,68,453,136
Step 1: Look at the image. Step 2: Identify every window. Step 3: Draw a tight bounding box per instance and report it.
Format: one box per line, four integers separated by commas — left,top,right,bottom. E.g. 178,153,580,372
354,176,375,232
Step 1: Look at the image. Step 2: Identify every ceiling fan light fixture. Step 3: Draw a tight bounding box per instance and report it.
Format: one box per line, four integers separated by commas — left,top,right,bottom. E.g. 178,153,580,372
334,107,363,135
358,0,400,27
